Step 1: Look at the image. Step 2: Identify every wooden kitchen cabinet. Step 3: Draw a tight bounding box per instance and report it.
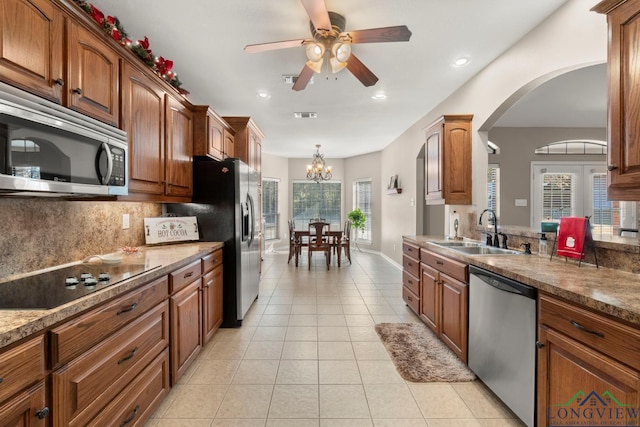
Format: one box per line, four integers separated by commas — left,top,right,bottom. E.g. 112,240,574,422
164,93,193,199
170,278,202,384
593,0,640,200
424,115,473,205
66,20,120,126
402,241,421,315
419,248,469,362
537,293,640,427
193,106,236,161
0,380,48,426
0,0,64,102
223,116,264,173
202,250,223,344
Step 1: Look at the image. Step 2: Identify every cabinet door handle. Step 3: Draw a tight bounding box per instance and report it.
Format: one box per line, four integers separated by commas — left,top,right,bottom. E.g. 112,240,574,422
35,407,50,419
607,165,618,171
184,271,194,279
436,260,444,265
535,341,545,349
407,295,413,302
117,302,138,315
570,320,604,338
0,377,3,384
53,78,65,86
120,405,140,426
205,279,213,288
72,87,83,95
117,347,139,365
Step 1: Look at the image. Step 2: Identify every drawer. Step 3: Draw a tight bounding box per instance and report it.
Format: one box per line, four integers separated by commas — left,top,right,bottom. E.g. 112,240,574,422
88,349,170,427
402,270,420,295
202,249,223,273
403,286,420,315
55,302,169,427
51,276,168,366
421,249,468,283
170,259,202,293
402,255,420,278
0,335,46,404
402,242,420,260
539,294,640,371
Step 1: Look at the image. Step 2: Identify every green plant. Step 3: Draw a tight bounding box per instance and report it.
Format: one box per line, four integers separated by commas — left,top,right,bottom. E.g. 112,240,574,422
347,208,366,234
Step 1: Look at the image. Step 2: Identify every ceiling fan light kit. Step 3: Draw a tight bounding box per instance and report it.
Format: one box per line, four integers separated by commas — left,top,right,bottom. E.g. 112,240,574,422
243,0,412,91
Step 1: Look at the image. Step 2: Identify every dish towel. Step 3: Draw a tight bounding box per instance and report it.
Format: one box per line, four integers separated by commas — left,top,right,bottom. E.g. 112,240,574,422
556,217,588,260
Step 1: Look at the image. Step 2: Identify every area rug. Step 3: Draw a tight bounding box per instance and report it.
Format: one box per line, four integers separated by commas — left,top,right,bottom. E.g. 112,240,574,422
375,322,476,382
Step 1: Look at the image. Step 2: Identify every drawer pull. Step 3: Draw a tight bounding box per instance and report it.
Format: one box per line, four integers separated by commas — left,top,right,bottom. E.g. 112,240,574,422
407,295,413,302
436,260,444,265
408,279,413,285
184,271,194,279
407,262,413,267
120,404,140,426
35,407,50,419
570,320,604,338
117,347,139,365
117,302,138,315
0,377,3,384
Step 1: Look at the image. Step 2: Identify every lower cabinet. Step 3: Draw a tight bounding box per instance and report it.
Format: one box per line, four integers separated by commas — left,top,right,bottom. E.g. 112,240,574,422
537,293,640,427
419,249,468,363
0,380,48,426
202,262,223,344
170,278,202,384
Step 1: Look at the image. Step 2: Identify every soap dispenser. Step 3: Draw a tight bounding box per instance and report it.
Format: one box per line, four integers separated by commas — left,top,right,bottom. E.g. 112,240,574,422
538,233,548,258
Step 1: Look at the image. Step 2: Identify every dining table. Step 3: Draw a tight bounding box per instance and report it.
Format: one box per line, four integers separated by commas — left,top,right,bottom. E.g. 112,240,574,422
293,228,343,267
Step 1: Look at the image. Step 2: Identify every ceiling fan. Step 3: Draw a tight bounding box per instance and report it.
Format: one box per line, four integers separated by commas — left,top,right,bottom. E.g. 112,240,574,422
243,0,412,91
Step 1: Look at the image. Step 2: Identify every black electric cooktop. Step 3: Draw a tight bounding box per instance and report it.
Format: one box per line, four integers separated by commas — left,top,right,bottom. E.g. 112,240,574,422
0,263,161,310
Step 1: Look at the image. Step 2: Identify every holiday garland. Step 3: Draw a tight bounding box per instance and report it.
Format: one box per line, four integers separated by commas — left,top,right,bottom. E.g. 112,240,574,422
73,0,188,94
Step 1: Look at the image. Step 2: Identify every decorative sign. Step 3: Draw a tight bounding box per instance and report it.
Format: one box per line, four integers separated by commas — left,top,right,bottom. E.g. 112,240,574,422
144,216,199,245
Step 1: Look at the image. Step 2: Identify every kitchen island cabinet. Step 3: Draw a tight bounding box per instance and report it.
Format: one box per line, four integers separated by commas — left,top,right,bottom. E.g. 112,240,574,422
537,293,640,427
593,0,640,201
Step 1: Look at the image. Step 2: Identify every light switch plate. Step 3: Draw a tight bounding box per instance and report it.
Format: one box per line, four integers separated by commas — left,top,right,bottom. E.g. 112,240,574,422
515,199,528,207
122,213,130,229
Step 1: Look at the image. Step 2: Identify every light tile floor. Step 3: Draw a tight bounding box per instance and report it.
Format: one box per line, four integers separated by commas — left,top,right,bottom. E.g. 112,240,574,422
146,250,525,427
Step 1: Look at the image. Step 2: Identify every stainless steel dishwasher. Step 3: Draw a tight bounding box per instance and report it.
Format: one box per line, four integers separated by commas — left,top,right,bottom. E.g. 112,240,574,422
468,266,537,427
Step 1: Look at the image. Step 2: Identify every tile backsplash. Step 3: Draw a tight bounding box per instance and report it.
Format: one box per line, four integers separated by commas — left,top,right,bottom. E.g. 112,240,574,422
0,199,162,279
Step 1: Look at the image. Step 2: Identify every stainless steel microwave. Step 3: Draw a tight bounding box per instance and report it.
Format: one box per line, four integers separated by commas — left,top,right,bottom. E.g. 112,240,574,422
0,83,128,197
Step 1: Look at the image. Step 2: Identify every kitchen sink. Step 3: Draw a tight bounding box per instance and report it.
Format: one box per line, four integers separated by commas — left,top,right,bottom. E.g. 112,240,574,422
448,246,523,255
431,241,523,255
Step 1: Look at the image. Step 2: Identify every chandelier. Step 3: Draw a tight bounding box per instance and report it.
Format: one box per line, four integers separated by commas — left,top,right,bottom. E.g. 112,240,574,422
306,144,332,182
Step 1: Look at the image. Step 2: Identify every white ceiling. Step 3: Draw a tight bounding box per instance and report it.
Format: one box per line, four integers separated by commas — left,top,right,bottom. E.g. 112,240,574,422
89,0,581,159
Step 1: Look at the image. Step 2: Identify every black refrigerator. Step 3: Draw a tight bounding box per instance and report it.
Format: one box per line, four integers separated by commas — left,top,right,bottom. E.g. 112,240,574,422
165,158,260,327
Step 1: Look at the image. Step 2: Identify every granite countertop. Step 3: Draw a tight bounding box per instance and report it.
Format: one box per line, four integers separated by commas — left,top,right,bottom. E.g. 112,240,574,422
404,235,640,327
0,242,223,349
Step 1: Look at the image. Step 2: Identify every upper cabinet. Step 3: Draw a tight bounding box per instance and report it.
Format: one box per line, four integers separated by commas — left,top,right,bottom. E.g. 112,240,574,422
66,21,120,126
193,106,235,161
593,0,640,200
0,0,64,102
0,0,119,126
424,115,473,205
223,116,264,173
165,93,193,199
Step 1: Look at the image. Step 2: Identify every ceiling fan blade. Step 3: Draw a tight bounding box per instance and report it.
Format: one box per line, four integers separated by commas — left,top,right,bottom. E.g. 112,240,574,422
346,54,379,87
292,65,315,91
301,0,331,32
244,39,307,53
341,25,412,44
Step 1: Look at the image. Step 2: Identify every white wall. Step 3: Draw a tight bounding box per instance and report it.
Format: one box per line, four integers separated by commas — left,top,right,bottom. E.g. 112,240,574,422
380,0,607,264
261,152,290,250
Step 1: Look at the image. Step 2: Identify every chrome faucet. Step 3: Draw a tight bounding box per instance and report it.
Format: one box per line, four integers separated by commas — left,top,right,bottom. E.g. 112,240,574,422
479,209,500,247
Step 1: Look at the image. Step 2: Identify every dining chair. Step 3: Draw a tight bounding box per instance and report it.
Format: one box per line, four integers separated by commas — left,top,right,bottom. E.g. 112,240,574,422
308,221,331,269
340,221,352,264
287,220,296,264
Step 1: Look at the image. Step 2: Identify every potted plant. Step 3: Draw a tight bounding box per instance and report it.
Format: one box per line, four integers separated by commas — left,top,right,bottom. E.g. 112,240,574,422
347,208,366,251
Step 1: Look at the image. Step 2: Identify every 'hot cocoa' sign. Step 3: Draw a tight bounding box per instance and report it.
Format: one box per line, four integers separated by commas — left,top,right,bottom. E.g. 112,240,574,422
144,217,199,245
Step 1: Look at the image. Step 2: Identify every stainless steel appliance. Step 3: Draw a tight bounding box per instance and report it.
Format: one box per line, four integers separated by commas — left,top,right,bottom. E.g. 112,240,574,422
0,82,128,197
468,265,537,427
165,158,260,327
0,263,161,309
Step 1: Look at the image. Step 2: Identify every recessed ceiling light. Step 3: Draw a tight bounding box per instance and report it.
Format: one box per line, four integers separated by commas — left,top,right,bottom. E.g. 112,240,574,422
371,92,387,100
294,112,318,119
257,91,271,99
453,57,470,67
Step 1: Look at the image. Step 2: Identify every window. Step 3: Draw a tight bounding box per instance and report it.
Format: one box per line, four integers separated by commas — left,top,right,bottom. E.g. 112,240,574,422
262,178,279,240
353,179,372,243
487,164,500,220
292,181,341,230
